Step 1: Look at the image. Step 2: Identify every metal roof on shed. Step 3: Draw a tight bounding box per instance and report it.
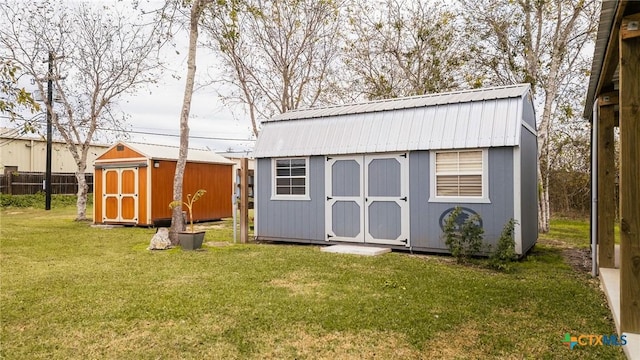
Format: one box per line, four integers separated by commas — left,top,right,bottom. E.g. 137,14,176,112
254,84,533,158
120,142,234,164
268,84,530,122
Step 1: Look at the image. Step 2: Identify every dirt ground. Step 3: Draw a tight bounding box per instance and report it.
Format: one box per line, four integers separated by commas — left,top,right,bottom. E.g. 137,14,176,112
562,247,593,273
539,239,593,274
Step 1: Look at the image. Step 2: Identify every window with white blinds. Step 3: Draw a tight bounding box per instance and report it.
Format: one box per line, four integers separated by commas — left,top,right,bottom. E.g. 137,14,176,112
273,158,309,199
435,150,484,197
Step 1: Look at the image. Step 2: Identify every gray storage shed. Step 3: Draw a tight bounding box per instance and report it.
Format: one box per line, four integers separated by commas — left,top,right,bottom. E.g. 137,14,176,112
253,84,538,255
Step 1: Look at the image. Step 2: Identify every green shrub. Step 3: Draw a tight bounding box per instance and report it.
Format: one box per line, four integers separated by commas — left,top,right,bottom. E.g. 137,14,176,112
0,193,90,208
443,207,484,262
488,218,518,271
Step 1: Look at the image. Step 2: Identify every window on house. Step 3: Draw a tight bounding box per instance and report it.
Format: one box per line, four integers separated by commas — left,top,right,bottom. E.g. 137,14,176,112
273,158,308,198
433,150,487,200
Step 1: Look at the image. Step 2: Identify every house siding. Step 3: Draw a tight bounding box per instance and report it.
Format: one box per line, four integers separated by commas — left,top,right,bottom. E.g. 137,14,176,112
0,137,108,173
256,156,325,241
408,148,514,252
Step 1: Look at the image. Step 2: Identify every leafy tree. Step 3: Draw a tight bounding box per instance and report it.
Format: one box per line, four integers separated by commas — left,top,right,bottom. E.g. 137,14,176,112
458,0,599,232
0,59,40,122
0,1,164,220
344,0,467,100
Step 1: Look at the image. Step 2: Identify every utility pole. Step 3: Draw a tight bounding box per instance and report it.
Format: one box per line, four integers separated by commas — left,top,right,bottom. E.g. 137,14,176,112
42,51,64,210
45,51,53,210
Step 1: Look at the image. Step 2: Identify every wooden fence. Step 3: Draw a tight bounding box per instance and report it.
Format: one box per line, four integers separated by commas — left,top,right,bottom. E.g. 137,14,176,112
0,171,94,195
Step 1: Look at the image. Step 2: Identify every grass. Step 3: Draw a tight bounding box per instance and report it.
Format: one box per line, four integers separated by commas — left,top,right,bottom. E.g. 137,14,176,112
540,217,620,248
0,206,624,359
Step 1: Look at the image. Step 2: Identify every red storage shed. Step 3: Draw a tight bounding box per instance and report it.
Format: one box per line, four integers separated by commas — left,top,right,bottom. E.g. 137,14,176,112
93,142,234,226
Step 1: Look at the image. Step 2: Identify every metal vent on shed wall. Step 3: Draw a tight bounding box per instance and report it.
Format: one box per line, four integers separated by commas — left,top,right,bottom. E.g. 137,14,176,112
116,145,124,151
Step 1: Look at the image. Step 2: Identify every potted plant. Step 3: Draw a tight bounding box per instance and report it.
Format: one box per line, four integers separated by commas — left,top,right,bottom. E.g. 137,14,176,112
169,189,207,250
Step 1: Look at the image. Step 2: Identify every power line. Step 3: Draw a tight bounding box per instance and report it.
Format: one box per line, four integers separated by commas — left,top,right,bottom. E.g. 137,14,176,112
0,114,256,142
114,128,256,142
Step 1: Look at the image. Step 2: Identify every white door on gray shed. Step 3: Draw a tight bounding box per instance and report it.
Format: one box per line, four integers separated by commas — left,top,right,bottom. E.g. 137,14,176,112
325,153,409,246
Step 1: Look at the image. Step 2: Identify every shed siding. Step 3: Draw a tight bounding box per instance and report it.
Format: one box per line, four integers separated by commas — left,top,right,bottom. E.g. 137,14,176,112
150,160,180,220
98,146,144,160
138,166,148,225
257,148,515,251
149,161,232,222
256,156,325,241
94,168,103,222
522,94,536,130
520,127,538,252
409,148,514,251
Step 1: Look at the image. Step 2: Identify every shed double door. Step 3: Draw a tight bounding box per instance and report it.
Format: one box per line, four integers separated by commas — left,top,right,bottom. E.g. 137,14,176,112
102,167,139,223
326,153,409,246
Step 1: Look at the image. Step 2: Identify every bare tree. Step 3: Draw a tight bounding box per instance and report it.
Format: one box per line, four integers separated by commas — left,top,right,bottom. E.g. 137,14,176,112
547,119,592,216
169,0,213,244
201,0,343,137
459,0,599,232
344,0,468,100
0,1,163,220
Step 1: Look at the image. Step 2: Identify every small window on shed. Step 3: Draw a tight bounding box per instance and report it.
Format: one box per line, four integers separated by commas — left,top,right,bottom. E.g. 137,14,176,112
430,149,489,203
272,158,309,200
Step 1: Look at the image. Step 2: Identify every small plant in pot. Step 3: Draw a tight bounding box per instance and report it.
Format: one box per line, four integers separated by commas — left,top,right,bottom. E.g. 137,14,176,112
169,189,206,250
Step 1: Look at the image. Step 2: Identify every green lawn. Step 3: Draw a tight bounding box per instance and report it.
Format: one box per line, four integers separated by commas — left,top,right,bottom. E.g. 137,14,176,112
540,217,620,248
0,206,624,359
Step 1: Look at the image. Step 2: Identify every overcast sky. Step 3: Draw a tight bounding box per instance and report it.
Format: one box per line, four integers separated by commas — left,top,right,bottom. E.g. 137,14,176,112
115,0,256,153
105,15,256,153
0,0,256,153
117,47,256,153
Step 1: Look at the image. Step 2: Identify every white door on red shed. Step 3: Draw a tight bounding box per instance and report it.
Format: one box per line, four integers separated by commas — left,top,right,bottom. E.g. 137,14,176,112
102,167,138,223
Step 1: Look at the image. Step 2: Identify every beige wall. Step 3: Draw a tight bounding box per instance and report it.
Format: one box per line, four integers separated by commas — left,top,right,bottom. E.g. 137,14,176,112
0,137,108,173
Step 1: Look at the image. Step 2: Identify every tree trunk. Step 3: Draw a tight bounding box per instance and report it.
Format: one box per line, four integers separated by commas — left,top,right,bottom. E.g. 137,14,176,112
537,90,555,233
169,0,207,244
72,149,90,221
75,170,89,221
536,85,553,233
